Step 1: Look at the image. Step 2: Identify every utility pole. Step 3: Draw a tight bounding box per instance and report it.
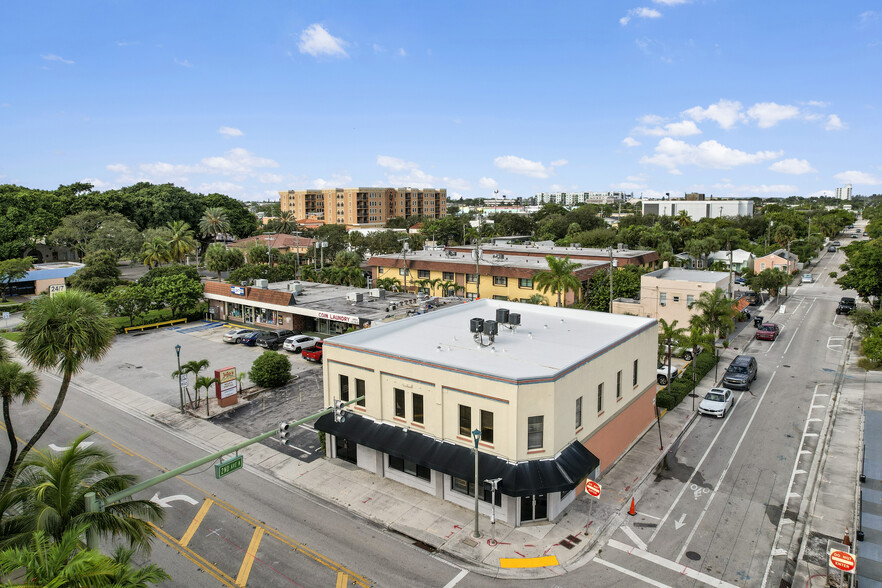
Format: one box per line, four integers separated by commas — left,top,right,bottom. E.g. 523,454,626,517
474,212,483,300
292,231,301,278
608,246,614,312
400,239,409,293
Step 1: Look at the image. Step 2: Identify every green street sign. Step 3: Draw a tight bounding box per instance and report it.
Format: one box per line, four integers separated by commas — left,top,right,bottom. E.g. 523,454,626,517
215,455,244,479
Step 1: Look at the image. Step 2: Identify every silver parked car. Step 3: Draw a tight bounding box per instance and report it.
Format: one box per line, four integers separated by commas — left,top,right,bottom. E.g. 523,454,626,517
223,328,256,344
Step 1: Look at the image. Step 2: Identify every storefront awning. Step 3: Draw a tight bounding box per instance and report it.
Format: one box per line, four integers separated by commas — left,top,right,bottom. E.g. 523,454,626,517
315,412,599,497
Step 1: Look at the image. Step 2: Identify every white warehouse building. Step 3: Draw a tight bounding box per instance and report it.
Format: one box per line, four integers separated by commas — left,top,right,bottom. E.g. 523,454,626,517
641,199,754,220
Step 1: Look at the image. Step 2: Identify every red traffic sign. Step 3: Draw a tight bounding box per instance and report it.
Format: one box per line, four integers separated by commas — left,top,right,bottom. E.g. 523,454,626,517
585,479,602,498
829,549,856,573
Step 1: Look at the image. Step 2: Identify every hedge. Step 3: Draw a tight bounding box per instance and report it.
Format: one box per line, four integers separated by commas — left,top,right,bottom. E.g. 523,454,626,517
657,350,718,410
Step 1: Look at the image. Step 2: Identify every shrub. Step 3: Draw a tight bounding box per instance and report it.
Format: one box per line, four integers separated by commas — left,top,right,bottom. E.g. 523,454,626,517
249,351,291,388
657,350,718,410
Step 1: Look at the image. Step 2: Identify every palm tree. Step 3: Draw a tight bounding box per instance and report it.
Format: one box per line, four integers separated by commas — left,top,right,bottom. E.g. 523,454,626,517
2,290,115,494
437,279,455,297
274,210,297,234
533,255,582,307
166,220,198,263
0,525,169,587
0,359,40,486
426,277,441,296
172,359,210,406
523,293,549,305
194,375,218,408
199,207,231,245
692,288,736,380
1,433,164,553
140,236,171,268
675,210,693,228
682,316,716,410
376,277,401,292
657,319,685,392
204,242,229,279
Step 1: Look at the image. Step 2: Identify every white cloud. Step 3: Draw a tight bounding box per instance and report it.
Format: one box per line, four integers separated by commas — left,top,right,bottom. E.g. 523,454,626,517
116,40,139,47
173,58,193,68
834,170,881,185
860,10,879,25
681,99,745,129
653,0,688,4
640,137,783,171
218,126,243,137
81,177,111,190
298,24,348,58
612,182,646,190
199,148,278,176
634,120,702,137
41,53,74,65
620,7,662,26
622,137,641,147
373,44,385,53
106,163,129,174
479,177,498,189
258,173,284,184
493,155,553,178
769,158,817,175
825,114,846,130
198,181,245,195
806,100,829,107
377,155,419,171
638,114,665,125
746,102,800,128
550,159,568,167
711,182,798,195
313,173,353,189
398,48,407,57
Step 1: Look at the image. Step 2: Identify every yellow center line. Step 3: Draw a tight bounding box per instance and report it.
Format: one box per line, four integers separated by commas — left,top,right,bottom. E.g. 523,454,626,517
336,571,350,588
180,498,213,548
236,527,265,587
149,522,237,588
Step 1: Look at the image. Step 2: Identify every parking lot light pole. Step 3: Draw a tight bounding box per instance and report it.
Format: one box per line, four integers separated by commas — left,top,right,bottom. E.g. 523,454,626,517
472,428,481,538
175,344,183,414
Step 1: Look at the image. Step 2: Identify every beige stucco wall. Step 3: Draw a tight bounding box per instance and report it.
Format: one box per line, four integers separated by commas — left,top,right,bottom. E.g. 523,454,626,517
322,320,657,463
612,273,728,325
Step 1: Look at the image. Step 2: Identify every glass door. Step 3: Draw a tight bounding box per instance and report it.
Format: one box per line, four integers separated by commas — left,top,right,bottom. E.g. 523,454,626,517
519,494,548,523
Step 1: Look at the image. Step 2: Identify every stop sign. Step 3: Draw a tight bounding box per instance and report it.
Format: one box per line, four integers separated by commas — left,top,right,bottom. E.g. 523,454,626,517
829,549,856,573
585,479,602,498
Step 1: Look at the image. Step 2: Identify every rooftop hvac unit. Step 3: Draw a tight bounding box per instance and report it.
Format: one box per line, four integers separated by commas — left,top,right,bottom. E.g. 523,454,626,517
482,319,498,336
496,308,510,324
289,283,304,294
508,312,521,326
369,288,385,299
254,279,269,289
469,317,484,333
346,292,364,303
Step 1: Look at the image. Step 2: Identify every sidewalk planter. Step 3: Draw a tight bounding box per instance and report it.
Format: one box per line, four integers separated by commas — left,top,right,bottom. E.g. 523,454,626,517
657,351,718,410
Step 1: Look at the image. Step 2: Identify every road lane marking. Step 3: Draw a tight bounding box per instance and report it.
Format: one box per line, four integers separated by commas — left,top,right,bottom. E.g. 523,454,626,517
622,525,648,550
675,370,778,563
782,326,799,355
336,572,350,588
648,391,747,543
151,492,198,508
442,569,469,588
150,522,237,587
608,539,740,588
595,557,673,587
49,442,94,451
180,499,213,547
236,527,265,586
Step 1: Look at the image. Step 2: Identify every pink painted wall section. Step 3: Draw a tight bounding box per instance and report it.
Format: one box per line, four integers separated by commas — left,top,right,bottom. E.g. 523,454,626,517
582,383,657,482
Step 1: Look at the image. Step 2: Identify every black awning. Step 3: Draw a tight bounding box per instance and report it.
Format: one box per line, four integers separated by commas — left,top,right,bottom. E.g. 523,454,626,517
315,412,599,497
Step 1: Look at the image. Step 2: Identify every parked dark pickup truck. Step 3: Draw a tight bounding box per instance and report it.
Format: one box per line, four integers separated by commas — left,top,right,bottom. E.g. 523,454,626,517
301,341,324,362
255,329,296,350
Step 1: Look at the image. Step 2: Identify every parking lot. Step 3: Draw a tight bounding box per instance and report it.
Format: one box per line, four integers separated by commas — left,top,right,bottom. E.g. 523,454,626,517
87,321,326,462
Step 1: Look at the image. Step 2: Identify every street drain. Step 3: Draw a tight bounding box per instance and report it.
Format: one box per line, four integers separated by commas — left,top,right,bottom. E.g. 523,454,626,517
685,551,701,561
413,540,436,553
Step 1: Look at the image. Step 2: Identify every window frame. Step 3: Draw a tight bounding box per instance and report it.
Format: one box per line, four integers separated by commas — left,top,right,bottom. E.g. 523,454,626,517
597,382,604,413
518,277,533,289
480,410,494,444
575,396,582,429
459,405,471,437
616,370,622,399
394,388,405,418
492,276,508,287
633,359,639,387
355,379,365,406
412,393,424,424
339,374,349,402
527,415,544,450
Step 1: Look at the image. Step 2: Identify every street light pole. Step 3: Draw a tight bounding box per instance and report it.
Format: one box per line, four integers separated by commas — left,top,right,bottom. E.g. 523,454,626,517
472,428,481,538
175,344,183,414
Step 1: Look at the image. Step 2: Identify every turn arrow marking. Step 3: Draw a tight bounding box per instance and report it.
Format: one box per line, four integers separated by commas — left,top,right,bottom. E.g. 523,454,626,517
49,442,93,452
674,513,687,530
150,493,198,508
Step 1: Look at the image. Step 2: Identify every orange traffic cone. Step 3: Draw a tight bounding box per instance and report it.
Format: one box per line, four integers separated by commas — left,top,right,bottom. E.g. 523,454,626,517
628,498,637,516
844,527,852,547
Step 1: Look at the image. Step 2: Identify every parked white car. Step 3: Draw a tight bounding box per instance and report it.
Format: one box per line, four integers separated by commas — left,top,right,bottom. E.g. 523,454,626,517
283,335,321,353
698,387,734,418
801,273,813,284
656,362,680,385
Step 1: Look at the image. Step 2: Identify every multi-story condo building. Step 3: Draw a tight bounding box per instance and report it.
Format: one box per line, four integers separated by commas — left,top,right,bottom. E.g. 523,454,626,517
533,191,630,206
835,184,853,201
315,299,658,526
278,187,447,228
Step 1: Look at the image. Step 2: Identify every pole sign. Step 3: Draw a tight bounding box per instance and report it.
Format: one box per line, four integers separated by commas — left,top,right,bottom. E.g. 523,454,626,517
215,455,243,479
829,549,856,573
585,479,602,498
215,367,237,399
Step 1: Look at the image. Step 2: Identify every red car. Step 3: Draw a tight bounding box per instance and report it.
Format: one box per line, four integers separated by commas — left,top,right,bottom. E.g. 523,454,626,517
756,323,780,341
301,341,324,362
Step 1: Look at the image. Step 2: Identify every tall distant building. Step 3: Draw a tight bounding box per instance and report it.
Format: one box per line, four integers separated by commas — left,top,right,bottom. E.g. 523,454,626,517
533,191,629,206
278,187,447,228
835,184,853,201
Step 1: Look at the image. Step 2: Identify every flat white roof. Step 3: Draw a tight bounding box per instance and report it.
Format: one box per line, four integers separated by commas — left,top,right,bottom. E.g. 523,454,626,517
646,268,729,283
325,299,656,383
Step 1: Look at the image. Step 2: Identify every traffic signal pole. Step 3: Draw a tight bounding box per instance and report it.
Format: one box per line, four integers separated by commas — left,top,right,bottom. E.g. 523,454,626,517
85,396,365,550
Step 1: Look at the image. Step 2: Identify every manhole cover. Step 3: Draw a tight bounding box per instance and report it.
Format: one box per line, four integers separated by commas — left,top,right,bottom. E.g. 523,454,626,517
685,551,701,561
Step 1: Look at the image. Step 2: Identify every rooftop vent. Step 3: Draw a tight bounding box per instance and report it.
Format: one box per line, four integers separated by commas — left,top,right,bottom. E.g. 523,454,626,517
254,278,269,289
347,292,363,304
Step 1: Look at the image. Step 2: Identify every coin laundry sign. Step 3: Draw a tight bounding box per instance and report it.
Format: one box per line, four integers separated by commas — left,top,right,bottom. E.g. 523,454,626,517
317,311,360,325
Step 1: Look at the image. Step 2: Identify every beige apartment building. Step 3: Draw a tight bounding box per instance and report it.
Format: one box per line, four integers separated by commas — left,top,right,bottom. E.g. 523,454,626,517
278,187,447,228
314,299,658,526
612,267,729,324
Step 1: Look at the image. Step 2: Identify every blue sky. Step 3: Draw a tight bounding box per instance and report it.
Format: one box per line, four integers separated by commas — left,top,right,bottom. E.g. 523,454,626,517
2,1,881,201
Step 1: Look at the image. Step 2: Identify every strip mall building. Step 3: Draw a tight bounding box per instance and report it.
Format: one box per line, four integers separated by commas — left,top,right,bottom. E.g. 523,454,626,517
315,299,658,526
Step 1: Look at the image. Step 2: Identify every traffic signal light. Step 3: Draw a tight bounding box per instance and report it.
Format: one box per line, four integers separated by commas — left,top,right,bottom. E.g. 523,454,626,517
334,399,347,423
278,422,290,445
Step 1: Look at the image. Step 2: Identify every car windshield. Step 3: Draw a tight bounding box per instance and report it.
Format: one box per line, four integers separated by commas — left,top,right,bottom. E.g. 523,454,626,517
728,366,747,374
759,325,774,331
705,393,725,402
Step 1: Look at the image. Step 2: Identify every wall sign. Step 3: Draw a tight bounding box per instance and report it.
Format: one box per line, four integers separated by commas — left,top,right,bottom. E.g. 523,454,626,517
231,286,245,295
317,311,360,325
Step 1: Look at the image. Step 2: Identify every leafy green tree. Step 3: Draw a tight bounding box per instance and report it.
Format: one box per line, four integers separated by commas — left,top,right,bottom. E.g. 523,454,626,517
534,255,582,307
152,274,204,318
837,240,882,304
693,288,736,340
138,263,200,288
140,236,171,269
749,268,790,297
2,290,115,493
487,212,536,237
85,214,144,260
68,250,121,294
48,210,109,258
201,192,258,238
247,243,271,264
334,250,362,267
0,257,34,301
249,351,292,388
166,220,198,263
205,242,231,279
104,284,153,326
0,356,40,490
0,185,65,259
569,228,617,248
583,265,645,312
536,213,569,242
0,525,169,587
0,433,164,553
522,293,549,305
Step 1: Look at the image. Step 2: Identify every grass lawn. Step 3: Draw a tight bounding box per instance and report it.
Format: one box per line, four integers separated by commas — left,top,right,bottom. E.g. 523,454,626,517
107,308,177,330
0,332,22,343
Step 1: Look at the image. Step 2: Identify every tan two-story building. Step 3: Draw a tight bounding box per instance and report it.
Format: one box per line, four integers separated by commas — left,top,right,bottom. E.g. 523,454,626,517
315,299,658,526
612,267,729,324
